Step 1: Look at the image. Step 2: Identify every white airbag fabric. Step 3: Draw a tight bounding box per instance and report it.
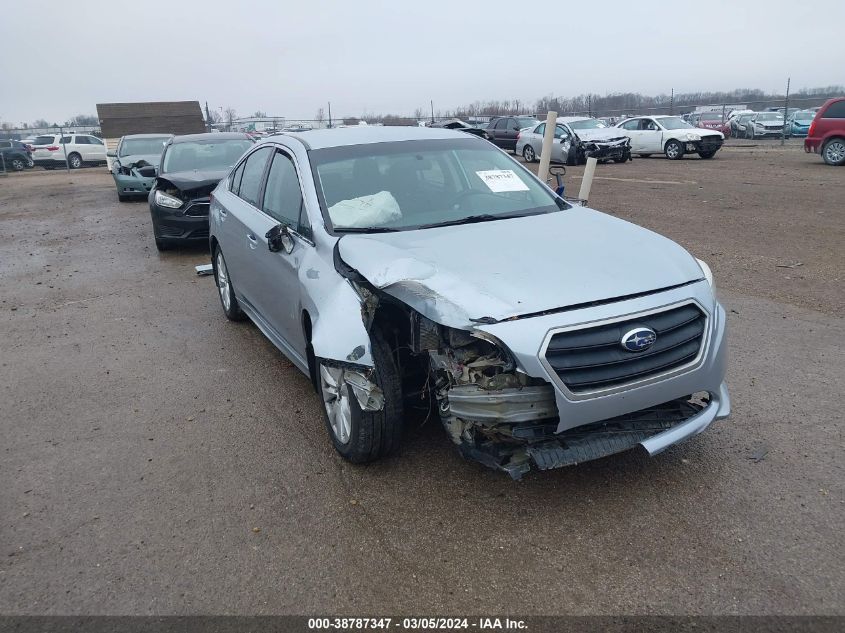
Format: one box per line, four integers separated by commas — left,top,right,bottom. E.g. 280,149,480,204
328,191,402,228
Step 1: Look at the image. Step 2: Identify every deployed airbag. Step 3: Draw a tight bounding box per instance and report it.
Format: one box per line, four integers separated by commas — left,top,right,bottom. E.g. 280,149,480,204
329,191,402,228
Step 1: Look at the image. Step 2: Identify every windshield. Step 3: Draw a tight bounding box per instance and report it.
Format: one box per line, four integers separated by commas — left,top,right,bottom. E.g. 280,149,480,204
119,137,170,157
161,139,253,173
312,138,564,233
699,112,723,121
793,112,814,122
757,113,783,121
569,118,607,130
739,114,754,122
656,117,694,130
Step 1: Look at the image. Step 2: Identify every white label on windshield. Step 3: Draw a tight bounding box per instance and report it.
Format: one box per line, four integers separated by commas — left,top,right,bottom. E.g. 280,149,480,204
476,169,529,193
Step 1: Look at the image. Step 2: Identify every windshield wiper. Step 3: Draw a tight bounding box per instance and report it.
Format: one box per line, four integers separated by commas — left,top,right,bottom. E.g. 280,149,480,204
416,214,524,229
334,226,402,233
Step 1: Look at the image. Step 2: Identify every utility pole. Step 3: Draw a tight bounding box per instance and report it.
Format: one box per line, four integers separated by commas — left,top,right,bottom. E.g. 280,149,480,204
430,100,435,124
328,102,332,129
782,77,790,146
205,101,212,132
670,88,674,115
59,125,70,172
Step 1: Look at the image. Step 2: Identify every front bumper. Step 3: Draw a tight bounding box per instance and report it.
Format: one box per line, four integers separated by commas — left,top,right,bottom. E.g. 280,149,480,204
686,138,723,153
113,172,155,196
149,195,211,242
455,280,729,477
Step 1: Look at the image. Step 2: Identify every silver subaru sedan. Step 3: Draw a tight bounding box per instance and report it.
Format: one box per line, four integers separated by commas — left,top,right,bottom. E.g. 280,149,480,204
208,126,729,479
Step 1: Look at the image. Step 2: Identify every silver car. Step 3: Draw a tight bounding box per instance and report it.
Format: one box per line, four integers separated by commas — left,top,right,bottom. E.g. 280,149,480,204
209,127,729,479
516,117,632,165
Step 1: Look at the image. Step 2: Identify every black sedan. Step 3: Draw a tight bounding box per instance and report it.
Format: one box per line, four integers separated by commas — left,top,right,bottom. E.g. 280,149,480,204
149,133,253,251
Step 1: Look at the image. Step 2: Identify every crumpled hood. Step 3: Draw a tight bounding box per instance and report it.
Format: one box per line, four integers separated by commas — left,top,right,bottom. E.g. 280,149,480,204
116,153,162,168
157,169,229,191
337,206,704,328
573,128,629,142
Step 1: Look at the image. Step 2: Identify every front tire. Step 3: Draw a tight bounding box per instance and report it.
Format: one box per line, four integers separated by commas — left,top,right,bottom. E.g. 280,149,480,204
822,138,845,166
522,144,536,163
68,153,82,169
213,246,246,321
318,328,403,464
664,140,684,160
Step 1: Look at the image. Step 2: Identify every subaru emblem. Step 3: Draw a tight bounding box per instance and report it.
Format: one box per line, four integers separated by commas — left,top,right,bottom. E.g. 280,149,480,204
621,327,657,352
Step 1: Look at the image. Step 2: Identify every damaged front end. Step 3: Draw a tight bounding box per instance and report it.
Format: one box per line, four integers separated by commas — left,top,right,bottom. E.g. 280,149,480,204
113,159,158,195
576,135,632,163
411,311,707,479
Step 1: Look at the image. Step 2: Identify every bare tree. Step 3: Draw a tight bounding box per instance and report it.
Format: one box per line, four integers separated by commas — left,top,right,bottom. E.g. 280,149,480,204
314,107,325,127
207,110,222,124
252,110,267,118
224,107,237,131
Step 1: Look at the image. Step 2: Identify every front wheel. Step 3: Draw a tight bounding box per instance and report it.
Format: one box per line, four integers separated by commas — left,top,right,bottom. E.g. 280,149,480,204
822,138,845,166
68,153,82,169
213,246,246,321
664,140,684,160
318,328,403,463
698,150,717,159
522,144,536,163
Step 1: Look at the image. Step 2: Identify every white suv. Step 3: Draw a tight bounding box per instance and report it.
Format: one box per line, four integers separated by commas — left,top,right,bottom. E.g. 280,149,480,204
31,133,107,169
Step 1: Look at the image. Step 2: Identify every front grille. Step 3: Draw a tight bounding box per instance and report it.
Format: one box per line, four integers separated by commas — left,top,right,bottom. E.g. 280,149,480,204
185,202,210,217
543,303,706,394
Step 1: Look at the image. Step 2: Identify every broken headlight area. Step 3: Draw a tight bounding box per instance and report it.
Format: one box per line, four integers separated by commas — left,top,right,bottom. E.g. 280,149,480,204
581,137,632,163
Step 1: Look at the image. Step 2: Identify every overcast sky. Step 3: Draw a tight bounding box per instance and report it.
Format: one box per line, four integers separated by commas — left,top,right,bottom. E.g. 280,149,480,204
1,0,842,125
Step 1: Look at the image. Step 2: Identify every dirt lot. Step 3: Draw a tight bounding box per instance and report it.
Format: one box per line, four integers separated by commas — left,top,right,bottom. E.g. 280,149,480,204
0,142,843,615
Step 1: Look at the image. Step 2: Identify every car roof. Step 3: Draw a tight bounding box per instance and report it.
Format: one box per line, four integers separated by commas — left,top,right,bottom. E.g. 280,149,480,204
267,126,476,150
556,116,598,123
170,132,251,144
121,133,174,140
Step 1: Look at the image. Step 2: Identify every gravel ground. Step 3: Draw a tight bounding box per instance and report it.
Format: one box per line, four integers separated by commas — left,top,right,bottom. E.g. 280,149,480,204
0,142,842,615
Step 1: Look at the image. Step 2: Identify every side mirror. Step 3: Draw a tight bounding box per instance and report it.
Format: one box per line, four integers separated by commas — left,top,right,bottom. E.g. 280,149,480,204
106,150,116,157
266,224,294,254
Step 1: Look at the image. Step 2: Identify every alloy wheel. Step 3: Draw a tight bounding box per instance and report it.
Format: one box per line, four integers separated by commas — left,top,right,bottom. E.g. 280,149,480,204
824,140,845,165
523,145,535,162
216,251,231,312
320,365,352,445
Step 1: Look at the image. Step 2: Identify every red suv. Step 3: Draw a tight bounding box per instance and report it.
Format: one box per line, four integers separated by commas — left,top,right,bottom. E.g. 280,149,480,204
805,97,845,165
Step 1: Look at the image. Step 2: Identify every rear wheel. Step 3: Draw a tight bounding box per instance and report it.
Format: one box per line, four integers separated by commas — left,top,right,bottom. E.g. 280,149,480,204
9,157,25,171
522,144,536,163
318,328,403,463
822,138,845,166
68,153,82,169
664,140,684,160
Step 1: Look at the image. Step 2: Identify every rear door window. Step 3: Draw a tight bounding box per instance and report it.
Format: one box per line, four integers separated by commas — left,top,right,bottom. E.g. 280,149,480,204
74,136,91,144
822,101,845,118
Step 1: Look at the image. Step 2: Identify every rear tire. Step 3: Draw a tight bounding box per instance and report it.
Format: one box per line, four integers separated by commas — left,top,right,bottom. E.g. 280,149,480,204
522,144,536,163
664,140,684,160
68,153,82,169
9,157,25,171
318,328,403,464
822,138,845,166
